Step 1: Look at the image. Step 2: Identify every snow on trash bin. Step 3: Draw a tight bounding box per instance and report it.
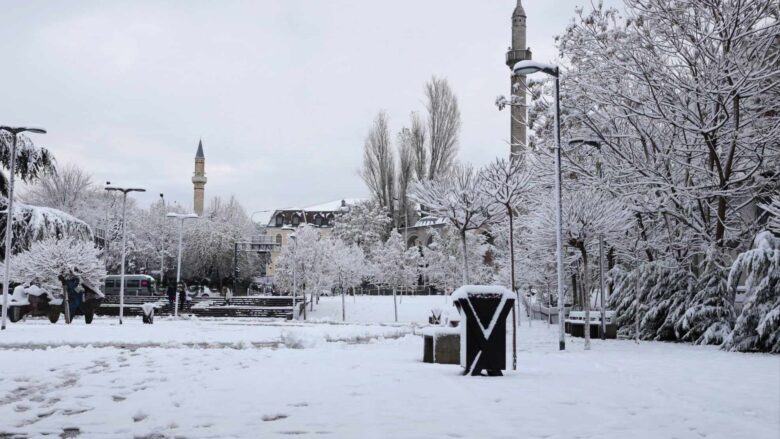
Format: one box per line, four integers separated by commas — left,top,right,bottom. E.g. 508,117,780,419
452,285,515,376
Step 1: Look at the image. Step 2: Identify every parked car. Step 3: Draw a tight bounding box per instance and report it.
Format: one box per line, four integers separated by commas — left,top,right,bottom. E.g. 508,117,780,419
7,276,104,324
187,285,220,299
103,275,157,296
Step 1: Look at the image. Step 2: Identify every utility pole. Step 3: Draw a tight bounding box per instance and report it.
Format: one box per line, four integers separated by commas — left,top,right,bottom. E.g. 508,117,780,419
160,193,165,292
105,185,146,324
0,126,46,330
167,213,198,318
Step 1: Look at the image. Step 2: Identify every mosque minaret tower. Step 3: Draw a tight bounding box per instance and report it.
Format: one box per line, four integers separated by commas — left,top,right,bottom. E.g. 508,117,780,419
505,0,532,156
192,139,207,216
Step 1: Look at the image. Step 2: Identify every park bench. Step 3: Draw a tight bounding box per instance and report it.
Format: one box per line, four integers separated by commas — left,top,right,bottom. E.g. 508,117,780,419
565,310,617,339
96,294,307,320
189,296,308,320
95,295,169,316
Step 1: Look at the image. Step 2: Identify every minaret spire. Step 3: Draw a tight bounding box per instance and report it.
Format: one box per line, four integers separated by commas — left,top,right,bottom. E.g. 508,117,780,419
192,139,207,216
506,0,532,157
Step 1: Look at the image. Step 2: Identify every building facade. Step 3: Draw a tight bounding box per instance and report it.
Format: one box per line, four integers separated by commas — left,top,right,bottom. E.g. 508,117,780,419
262,199,356,279
506,0,532,156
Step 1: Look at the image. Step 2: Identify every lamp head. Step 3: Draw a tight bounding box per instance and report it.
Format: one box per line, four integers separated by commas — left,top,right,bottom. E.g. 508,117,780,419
513,61,559,77
568,139,601,149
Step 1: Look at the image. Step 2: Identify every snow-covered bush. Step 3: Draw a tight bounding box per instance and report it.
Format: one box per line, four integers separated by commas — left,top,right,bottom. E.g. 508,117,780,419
2,236,106,294
723,232,780,353
610,261,694,341
675,248,734,345
0,201,92,255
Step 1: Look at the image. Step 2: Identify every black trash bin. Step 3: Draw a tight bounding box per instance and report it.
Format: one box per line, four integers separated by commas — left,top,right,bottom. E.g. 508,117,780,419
453,286,515,376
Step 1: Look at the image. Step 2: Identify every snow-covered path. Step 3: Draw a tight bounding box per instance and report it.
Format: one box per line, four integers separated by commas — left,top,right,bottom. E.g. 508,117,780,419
0,297,777,439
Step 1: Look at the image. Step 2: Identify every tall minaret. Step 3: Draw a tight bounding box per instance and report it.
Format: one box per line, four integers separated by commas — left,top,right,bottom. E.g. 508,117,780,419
505,0,532,156
192,139,207,216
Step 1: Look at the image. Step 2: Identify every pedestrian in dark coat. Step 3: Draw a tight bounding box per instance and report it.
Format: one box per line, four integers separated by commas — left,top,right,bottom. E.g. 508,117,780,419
166,278,177,311
177,281,188,312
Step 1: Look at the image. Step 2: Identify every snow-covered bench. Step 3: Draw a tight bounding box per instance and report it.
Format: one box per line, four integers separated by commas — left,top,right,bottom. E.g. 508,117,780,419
96,296,168,316
565,311,617,339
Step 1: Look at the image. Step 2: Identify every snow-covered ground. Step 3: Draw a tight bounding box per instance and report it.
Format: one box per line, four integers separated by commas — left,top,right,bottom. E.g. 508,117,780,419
0,297,777,439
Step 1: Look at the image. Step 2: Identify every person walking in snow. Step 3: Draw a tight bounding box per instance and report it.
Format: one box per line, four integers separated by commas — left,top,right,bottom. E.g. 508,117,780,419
166,276,177,311
177,281,188,313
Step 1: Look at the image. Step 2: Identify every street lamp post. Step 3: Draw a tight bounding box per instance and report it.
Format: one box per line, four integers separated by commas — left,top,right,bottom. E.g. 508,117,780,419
570,139,607,341
105,185,146,324
167,213,198,318
103,181,113,271
159,193,165,293
0,126,46,330
512,60,567,350
289,233,297,320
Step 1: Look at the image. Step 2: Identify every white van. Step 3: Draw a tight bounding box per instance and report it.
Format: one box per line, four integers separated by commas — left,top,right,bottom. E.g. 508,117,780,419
104,275,157,296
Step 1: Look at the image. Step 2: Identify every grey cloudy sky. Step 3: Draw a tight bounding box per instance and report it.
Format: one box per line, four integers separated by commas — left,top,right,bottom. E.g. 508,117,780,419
2,0,620,218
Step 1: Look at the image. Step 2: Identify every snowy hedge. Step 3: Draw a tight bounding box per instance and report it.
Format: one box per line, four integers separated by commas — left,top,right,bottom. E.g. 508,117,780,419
0,200,93,255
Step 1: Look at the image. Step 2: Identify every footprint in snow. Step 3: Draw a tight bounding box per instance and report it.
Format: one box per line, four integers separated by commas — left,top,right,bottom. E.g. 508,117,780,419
132,411,148,422
262,413,289,422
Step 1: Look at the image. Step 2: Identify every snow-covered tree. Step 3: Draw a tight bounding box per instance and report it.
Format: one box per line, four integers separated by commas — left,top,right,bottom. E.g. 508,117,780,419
411,163,496,284
22,164,95,216
527,187,632,348
675,248,734,345
374,230,418,321
0,131,55,197
273,225,329,317
424,76,460,180
181,196,256,289
325,238,366,320
0,202,93,257
3,236,105,295
480,156,533,296
361,111,396,217
422,226,493,294
723,232,780,353
761,198,780,234
332,200,392,254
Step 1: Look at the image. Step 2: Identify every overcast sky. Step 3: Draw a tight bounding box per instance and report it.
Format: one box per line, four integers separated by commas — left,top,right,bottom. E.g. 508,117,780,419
2,0,620,219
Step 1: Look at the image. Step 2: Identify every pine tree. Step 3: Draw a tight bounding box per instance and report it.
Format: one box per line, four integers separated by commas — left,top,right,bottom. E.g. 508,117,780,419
724,232,780,353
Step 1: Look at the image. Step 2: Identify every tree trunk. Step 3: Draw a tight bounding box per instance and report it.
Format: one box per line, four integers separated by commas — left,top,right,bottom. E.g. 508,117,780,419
302,289,307,320
61,281,71,324
580,245,591,351
392,285,398,322
460,230,469,285
508,209,521,328
341,285,345,321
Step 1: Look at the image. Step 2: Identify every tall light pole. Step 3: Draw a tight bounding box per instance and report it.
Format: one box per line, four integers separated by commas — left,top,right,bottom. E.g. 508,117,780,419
513,60,567,350
289,233,297,320
159,193,165,293
167,213,198,318
570,139,607,340
105,185,146,324
0,126,46,330
103,181,113,271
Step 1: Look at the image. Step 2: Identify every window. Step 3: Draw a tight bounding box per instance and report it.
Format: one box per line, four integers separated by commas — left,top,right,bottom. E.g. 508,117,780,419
314,215,323,226
276,234,282,246
326,214,334,226
275,215,284,227
127,280,140,288
105,280,115,288
291,214,300,226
